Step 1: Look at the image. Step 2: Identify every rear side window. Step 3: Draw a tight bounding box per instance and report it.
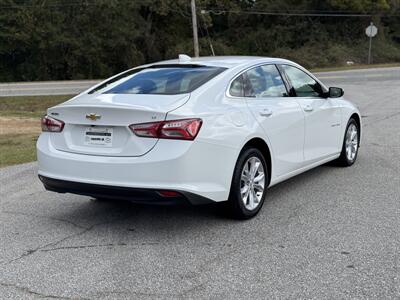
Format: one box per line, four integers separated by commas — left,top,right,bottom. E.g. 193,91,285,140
245,65,288,98
104,66,226,95
229,64,288,98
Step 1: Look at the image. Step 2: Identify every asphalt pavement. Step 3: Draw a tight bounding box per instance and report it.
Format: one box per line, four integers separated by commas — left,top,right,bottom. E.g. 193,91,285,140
1,66,398,97
0,67,399,299
0,80,100,96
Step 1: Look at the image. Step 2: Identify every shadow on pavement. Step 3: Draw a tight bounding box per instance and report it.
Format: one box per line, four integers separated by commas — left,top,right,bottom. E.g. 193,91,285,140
45,162,339,230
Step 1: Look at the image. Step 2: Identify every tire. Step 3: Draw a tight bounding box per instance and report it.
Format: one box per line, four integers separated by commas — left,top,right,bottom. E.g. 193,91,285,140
335,118,359,167
224,147,268,219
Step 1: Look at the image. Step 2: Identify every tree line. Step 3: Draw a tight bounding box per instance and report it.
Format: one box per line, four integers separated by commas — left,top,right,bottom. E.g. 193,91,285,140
0,0,399,82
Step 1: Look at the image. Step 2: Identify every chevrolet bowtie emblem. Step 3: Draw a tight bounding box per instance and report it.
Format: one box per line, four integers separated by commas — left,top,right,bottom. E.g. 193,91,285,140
86,113,101,121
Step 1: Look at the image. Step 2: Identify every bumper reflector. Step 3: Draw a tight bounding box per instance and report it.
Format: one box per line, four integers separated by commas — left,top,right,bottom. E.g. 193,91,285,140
157,190,182,197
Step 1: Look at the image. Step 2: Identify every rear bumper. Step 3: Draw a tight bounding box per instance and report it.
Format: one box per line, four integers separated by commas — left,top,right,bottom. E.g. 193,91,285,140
39,175,213,205
37,133,239,202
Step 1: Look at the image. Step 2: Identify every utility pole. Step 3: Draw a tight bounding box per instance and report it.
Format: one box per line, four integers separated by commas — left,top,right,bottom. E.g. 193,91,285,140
191,0,199,57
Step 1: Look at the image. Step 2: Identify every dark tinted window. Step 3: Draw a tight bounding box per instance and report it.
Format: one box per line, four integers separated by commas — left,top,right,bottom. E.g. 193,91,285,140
244,65,288,98
104,66,225,95
282,65,322,97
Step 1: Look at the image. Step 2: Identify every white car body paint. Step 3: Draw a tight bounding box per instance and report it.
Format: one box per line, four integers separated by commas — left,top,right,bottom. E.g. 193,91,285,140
37,56,361,203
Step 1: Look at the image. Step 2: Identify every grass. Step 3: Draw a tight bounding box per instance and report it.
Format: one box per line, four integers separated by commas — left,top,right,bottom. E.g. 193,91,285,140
311,63,400,73
0,95,73,118
0,95,73,168
0,134,39,167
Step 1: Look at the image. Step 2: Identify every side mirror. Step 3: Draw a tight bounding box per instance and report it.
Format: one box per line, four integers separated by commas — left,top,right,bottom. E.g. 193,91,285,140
328,87,344,98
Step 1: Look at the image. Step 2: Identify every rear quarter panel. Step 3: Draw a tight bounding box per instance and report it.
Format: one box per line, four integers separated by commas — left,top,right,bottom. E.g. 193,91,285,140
166,66,276,191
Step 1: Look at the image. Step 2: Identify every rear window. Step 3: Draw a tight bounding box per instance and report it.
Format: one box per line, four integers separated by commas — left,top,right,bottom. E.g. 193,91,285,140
102,66,226,95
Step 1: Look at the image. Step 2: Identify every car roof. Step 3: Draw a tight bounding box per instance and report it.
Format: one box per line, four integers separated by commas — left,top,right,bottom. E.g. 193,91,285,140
152,56,293,69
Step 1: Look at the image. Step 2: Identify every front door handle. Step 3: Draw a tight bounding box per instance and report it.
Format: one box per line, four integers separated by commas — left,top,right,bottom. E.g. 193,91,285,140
304,105,313,112
259,108,273,117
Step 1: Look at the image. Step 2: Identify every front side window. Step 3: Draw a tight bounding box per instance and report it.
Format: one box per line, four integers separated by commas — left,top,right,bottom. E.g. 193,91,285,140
281,65,322,97
243,65,288,98
102,66,226,95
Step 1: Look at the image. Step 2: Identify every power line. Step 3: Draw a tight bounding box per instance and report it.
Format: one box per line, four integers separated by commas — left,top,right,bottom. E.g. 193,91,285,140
199,6,396,14
1,2,398,17
0,1,180,9
200,9,400,18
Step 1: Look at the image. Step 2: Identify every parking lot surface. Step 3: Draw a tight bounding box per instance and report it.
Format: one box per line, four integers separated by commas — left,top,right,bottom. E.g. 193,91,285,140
0,67,399,299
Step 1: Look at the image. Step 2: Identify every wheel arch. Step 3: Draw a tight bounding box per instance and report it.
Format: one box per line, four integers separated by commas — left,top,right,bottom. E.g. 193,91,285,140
241,137,272,187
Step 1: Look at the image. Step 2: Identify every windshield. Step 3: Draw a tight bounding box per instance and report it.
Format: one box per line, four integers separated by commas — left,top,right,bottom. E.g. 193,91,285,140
101,66,226,95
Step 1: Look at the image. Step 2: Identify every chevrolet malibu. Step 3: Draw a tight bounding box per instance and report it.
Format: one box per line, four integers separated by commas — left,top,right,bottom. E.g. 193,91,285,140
37,56,361,219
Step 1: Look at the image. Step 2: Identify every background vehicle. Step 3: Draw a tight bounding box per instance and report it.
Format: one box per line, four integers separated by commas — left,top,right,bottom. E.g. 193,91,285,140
37,56,361,219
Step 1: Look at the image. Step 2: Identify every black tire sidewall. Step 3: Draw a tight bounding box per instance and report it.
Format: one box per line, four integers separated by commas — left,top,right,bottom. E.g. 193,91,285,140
229,147,268,219
341,119,359,166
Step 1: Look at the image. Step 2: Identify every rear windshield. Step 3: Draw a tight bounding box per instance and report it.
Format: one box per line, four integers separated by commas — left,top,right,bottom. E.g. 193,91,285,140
101,65,226,95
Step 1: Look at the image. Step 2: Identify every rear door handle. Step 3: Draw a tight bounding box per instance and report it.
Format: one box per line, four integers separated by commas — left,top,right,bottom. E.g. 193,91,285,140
304,105,313,112
259,108,273,117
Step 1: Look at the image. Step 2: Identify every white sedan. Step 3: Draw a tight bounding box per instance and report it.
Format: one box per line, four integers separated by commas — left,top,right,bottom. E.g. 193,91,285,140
37,55,361,219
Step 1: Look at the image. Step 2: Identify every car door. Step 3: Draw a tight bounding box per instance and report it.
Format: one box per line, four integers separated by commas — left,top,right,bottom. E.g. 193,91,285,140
231,64,305,177
280,64,342,164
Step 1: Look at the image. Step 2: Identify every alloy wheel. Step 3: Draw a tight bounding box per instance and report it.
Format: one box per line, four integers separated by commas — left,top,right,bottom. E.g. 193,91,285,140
240,157,265,211
345,123,358,162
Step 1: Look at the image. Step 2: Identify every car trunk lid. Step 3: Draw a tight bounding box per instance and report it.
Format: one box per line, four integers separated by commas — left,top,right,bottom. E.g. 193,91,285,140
48,93,189,157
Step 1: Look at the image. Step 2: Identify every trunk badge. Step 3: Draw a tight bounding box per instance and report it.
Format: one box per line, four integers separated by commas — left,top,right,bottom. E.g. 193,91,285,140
86,113,101,121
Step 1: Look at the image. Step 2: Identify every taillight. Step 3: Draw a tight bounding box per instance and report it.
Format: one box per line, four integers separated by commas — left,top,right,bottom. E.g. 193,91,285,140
129,118,202,140
41,115,65,132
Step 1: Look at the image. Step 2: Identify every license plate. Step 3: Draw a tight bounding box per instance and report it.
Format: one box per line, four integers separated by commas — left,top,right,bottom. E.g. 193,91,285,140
84,127,113,147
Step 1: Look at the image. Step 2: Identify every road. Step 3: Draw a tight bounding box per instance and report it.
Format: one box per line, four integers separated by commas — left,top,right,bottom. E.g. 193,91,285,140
0,67,399,97
0,67,399,299
0,80,100,96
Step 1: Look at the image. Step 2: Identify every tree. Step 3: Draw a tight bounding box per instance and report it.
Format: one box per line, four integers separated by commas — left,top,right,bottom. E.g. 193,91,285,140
0,0,398,81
